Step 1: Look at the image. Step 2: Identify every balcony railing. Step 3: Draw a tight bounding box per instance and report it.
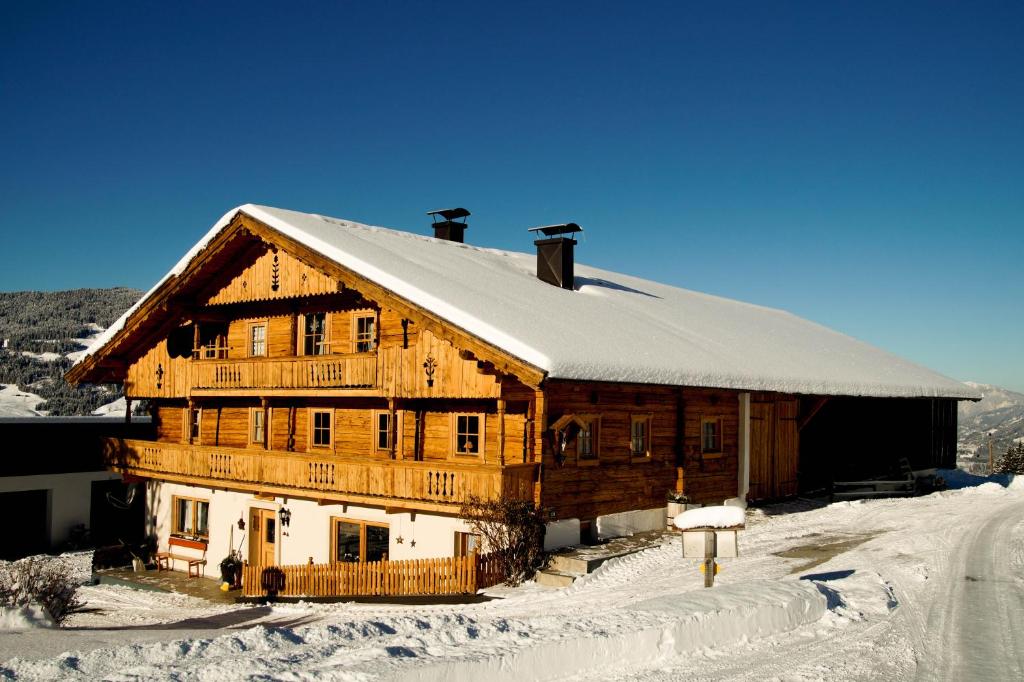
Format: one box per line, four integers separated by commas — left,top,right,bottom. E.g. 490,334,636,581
104,438,537,511
190,354,377,390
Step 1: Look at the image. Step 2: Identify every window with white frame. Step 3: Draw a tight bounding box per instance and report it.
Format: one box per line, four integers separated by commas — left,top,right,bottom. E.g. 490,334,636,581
249,322,267,357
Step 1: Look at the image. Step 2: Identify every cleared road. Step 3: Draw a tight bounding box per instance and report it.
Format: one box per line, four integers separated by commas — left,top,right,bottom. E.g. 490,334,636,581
916,499,1024,681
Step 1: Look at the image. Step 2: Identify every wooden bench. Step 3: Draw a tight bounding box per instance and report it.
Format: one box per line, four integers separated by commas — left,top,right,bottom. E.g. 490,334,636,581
155,537,208,578
831,458,918,501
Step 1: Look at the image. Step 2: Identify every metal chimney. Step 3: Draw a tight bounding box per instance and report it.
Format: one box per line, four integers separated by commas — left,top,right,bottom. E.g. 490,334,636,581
528,223,583,290
427,207,470,243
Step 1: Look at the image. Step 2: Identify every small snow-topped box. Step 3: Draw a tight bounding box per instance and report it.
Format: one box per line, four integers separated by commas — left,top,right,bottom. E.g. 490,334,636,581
675,506,744,559
673,505,745,531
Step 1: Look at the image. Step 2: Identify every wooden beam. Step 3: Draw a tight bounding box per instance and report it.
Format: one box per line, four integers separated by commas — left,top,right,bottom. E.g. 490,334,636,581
798,397,830,431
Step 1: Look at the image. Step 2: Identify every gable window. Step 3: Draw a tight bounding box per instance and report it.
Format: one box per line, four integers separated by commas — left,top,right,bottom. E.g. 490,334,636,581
331,518,389,563
302,312,328,355
701,417,723,454
353,314,377,353
311,409,332,448
454,414,482,456
250,408,265,444
375,411,392,451
249,322,267,357
630,415,652,459
187,406,201,443
172,496,209,540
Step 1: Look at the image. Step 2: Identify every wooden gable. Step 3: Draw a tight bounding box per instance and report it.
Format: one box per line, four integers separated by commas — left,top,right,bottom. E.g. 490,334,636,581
70,210,546,391
204,247,338,305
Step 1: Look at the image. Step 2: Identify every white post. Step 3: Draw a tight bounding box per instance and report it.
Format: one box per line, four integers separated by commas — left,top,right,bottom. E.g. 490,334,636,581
737,393,750,504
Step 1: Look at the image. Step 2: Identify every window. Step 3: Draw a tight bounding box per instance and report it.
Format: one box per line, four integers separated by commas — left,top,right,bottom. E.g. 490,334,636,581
187,406,201,443
630,415,652,459
249,322,267,357
331,518,390,562
353,314,376,353
375,411,392,451
578,419,599,462
701,417,722,454
312,410,332,448
454,414,482,456
302,312,328,355
551,413,600,465
454,531,481,557
172,496,209,539
250,408,265,444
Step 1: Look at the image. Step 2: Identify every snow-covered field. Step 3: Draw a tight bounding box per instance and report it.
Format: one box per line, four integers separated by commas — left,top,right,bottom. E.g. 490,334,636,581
0,383,45,417
2,473,1022,680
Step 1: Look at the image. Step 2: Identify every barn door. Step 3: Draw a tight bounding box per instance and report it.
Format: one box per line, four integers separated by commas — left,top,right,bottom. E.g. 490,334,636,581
774,400,800,497
248,508,277,566
748,402,773,501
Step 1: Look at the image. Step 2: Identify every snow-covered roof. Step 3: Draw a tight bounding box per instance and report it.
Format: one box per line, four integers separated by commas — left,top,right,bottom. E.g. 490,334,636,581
80,204,979,400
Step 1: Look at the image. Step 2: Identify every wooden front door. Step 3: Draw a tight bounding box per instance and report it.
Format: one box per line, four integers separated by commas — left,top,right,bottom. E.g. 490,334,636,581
248,508,277,566
748,400,800,501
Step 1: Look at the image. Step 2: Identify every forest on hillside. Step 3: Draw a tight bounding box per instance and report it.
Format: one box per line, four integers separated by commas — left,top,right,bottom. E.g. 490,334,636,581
0,288,141,415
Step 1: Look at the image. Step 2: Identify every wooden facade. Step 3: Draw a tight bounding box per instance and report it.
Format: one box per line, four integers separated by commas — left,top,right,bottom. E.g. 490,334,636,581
69,208,961,550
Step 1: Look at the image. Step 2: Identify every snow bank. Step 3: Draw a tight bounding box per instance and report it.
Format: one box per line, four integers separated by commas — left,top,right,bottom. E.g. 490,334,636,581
401,580,825,682
77,204,979,400
674,505,746,530
0,605,55,630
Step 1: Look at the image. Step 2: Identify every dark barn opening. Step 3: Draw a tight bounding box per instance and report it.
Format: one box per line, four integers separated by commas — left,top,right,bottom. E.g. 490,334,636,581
798,397,958,493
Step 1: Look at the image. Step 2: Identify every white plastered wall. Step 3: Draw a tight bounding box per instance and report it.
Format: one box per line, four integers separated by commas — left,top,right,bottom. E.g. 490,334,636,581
544,518,581,550
595,508,665,540
0,471,120,548
146,481,474,576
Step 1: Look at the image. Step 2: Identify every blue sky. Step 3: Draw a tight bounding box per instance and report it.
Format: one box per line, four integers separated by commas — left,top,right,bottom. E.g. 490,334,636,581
2,1,1022,391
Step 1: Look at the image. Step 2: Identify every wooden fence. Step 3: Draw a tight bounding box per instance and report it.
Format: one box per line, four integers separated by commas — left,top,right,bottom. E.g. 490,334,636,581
241,552,505,598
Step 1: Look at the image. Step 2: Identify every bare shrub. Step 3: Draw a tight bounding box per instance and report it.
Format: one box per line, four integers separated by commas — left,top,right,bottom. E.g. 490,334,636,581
460,496,546,586
0,557,83,625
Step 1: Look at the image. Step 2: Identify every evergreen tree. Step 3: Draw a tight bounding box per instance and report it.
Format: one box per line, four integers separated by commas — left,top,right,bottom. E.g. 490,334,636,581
994,442,1024,475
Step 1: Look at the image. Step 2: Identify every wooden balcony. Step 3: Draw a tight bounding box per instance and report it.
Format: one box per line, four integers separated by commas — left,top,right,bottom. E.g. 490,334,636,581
190,354,377,393
103,438,538,513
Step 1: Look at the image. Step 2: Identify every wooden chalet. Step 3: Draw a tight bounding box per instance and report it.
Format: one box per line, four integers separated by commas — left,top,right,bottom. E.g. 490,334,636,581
67,204,977,580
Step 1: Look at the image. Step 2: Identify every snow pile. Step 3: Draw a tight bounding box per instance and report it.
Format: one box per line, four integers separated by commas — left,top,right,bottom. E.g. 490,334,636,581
674,505,746,530
0,604,55,630
77,204,978,399
408,580,825,682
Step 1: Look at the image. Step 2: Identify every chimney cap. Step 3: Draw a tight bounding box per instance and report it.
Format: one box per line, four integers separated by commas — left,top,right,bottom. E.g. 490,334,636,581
528,223,583,238
427,207,471,222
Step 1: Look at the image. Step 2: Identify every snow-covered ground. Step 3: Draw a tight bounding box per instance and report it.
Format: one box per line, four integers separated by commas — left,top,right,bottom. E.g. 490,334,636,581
0,383,45,417
64,323,105,364
2,473,1022,680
